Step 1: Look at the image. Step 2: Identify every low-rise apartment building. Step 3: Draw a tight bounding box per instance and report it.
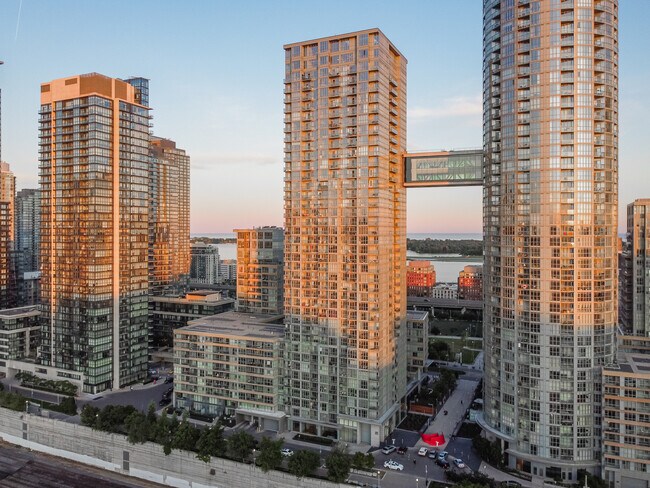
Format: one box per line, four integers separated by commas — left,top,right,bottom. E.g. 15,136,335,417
173,311,286,431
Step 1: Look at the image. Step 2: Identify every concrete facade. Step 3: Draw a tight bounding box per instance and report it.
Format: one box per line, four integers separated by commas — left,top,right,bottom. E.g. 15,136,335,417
0,407,346,488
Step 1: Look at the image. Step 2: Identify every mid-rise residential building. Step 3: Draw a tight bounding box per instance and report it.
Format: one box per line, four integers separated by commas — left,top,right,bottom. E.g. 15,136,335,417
148,290,234,349
235,226,284,315
457,264,483,301
406,261,436,297
14,189,40,306
39,73,150,393
0,201,11,310
0,306,40,373
173,311,286,431
190,243,220,285
481,0,619,481
602,353,650,487
219,259,237,282
406,310,429,382
432,283,458,300
149,136,190,294
283,29,407,446
620,199,650,335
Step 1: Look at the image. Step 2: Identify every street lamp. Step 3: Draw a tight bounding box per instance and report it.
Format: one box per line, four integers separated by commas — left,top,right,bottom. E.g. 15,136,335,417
416,478,419,488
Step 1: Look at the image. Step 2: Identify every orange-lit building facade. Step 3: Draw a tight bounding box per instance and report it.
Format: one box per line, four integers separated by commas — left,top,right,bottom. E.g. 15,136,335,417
406,260,436,297
149,136,190,294
236,226,284,315
481,0,619,481
39,73,150,393
457,264,483,301
283,29,407,446
0,162,14,309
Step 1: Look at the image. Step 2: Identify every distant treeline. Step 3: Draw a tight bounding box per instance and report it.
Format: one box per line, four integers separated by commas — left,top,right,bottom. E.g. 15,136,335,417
407,238,483,256
191,237,236,244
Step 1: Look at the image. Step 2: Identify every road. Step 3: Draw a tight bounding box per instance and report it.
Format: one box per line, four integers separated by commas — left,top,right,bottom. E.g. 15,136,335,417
77,381,171,412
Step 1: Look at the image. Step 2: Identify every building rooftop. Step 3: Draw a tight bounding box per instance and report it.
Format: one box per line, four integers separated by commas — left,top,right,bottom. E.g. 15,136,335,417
151,293,234,305
181,311,285,341
606,352,650,375
406,310,429,321
0,306,40,319
284,28,406,59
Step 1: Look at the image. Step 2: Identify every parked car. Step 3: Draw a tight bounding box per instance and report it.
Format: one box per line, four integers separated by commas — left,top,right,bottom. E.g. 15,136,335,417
438,451,449,460
428,449,438,459
436,458,450,469
383,460,404,471
159,398,171,406
397,446,408,455
499,482,522,488
164,376,173,384
280,448,294,457
381,445,397,455
418,447,429,456
453,458,466,468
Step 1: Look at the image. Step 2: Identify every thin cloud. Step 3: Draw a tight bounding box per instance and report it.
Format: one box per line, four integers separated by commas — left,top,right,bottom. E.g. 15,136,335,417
191,153,280,170
409,95,482,121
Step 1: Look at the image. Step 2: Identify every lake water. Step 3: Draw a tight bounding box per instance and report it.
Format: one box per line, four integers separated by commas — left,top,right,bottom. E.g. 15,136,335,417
192,232,483,283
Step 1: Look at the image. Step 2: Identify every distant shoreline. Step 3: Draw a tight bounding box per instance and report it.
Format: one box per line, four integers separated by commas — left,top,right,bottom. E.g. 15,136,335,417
190,236,484,258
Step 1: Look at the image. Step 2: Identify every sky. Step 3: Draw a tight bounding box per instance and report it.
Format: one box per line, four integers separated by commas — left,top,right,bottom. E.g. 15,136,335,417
1,0,648,234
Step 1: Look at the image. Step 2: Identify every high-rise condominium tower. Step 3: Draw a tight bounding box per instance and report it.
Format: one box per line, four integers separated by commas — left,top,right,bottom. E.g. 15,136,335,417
15,189,40,306
0,162,15,309
0,162,14,241
236,226,284,315
482,0,618,480
149,136,190,294
39,73,150,393
15,189,39,275
620,199,650,336
283,29,407,446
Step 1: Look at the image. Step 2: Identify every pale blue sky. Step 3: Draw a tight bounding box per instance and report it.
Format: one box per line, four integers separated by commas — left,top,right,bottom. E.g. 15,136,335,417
1,0,648,233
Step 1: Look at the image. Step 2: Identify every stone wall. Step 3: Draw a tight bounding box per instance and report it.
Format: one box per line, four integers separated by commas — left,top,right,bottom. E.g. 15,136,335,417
0,408,346,488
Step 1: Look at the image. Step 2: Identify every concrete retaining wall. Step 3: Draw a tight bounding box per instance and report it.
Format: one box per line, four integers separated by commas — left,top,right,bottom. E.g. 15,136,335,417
0,408,345,488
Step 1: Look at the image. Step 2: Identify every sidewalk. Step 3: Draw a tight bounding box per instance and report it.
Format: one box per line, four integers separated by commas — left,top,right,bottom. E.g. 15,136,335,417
415,377,478,450
471,351,484,371
479,461,545,487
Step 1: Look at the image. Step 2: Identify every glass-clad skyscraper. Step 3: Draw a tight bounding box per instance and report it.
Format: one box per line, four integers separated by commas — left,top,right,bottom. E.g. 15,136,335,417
39,73,150,393
283,29,407,446
481,0,618,481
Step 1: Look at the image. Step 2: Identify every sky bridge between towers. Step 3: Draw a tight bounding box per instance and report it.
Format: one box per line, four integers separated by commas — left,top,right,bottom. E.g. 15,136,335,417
403,148,484,187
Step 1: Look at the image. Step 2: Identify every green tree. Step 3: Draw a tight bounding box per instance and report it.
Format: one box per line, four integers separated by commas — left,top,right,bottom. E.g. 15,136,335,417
227,430,256,462
80,404,100,428
351,452,374,470
287,450,321,478
155,410,175,455
125,411,149,444
255,436,284,472
172,415,200,452
196,424,226,463
58,396,77,415
94,405,137,433
325,444,352,483
146,402,158,429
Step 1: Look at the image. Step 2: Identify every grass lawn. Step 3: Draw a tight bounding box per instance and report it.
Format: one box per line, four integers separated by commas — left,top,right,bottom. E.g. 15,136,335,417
429,336,483,364
431,319,482,338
